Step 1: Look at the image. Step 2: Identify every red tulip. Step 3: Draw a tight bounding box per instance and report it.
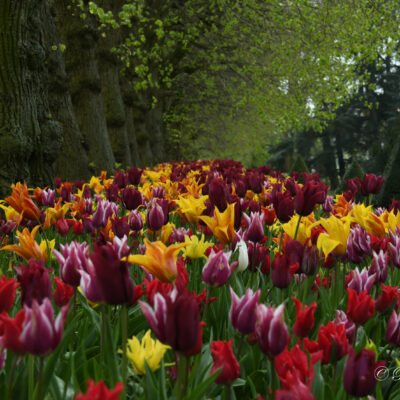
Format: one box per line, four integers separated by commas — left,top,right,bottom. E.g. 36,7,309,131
210,340,240,384
375,284,400,313
292,297,317,338
74,380,123,400
360,173,385,196
317,321,349,364
0,276,19,312
54,276,74,307
346,289,375,325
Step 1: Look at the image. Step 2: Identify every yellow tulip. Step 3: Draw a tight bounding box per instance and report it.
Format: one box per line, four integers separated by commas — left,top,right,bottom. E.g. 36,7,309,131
315,215,351,257
183,234,213,259
125,238,185,282
282,214,315,245
200,203,235,245
126,330,170,375
175,195,208,224
350,204,386,238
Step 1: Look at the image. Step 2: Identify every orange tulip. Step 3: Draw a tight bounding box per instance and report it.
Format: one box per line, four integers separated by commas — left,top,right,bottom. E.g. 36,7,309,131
125,238,185,282
200,203,236,245
5,182,40,221
2,226,52,261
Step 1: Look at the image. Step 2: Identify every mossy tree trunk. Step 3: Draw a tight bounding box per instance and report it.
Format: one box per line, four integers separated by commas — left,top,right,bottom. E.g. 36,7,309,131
0,0,63,195
54,0,115,174
46,1,90,181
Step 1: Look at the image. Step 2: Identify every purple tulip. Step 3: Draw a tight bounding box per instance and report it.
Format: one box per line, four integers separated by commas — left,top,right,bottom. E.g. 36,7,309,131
346,268,375,294
346,226,371,264
386,309,400,347
256,303,288,357
139,290,200,352
53,241,90,287
128,210,144,232
202,250,237,287
122,187,143,210
229,287,260,334
243,212,264,243
146,199,165,231
369,250,388,284
343,347,385,397
333,310,355,344
389,228,400,268
20,298,69,356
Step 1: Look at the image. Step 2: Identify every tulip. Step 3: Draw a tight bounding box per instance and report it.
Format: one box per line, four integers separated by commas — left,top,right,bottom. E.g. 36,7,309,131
375,284,400,312
369,250,388,284
121,187,142,210
128,210,143,232
247,241,269,273
316,215,351,257
284,239,304,266
127,166,143,185
139,290,200,352
292,297,317,338
74,380,123,400
126,330,170,375
389,230,400,268
202,250,237,287
0,309,27,354
146,200,165,231
174,195,208,224
210,340,240,384
346,225,371,263
256,303,289,357
200,203,236,245
53,241,90,287
244,211,264,243
111,216,130,239
236,239,249,272
360,173,385,196
41,189,56,207
270,190,295,223
208,178,229,212
345,268,375,294
54,276,74,307
343,347,385,397
113,171,128,189
346,289,375,325
184,321,206,357
20,298,69,356
301,244,319,275
333,310,355,343
317,321,349,364
229,287,260,334
386,309,400,347
294,180,327,216
89,239,135,305
271,253,299,289
92,197,119,228
247,171,264,193
0,276,19,312
126,238,185,283
170,227,190,243
105,183,119,202
5,182,41,220
182,234,213,259
14,259,52,306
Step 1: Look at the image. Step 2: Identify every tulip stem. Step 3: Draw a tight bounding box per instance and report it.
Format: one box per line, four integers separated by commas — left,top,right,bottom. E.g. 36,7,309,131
278,229,283,253
203,286,212,322
101,305,106,371
176,353,189,400
237,334,245,359
121,303,128,399
294,214,302,241
28,354,34,400
225,384,233,400
7,355,18,400
35,357,44,400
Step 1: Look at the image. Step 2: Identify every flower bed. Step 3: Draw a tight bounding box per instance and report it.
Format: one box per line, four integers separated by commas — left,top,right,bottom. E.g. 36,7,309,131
0,159,399,399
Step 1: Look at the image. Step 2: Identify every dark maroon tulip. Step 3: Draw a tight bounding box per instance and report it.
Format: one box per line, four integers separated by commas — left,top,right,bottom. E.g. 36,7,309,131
345,177,362,196
270,190,295,223
294,181,327,216
247,241,269,273
247,171,264,194
90,240,135,305
301,244,319,275
244,212,264,243
140,290,200,352
106,183,120,202
360,173,385,196
209,178,229,212
56,218,70,237
389,199,400,214
60,185,71,202
127,167,143,185
111,216,130,239
113,171,128,189
285,239,304,266
234,177,247,197
271,254,299,288
15,259,52,306
343,348,385,397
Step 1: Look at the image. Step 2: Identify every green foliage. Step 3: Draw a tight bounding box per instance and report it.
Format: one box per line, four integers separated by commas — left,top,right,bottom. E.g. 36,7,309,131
289,154,309,174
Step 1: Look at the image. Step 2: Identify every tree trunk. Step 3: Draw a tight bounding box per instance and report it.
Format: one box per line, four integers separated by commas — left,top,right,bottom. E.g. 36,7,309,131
54,1,115,174
46,1,90,181
0,0,63,195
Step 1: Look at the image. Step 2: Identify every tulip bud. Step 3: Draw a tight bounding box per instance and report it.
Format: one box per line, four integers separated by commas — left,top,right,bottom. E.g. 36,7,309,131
128,210,144,232
271,254,299,289
146,200,165,231
256,303,289,357
301,244,319,275
229,287,260,334
236,239,249,272
202,250,237,287
346,289,375,325
292,297,317,338
343,348,385,397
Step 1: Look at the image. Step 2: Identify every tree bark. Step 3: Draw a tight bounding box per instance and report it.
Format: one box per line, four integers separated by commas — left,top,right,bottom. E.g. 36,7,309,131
46,1,90,181
54,1,115,174
0,0,63,195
